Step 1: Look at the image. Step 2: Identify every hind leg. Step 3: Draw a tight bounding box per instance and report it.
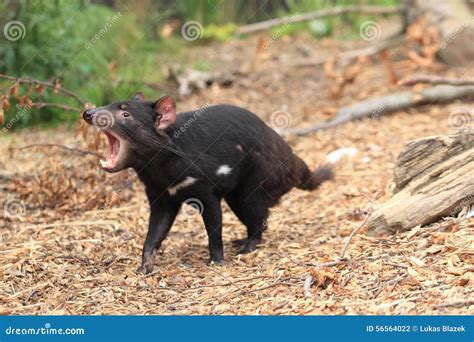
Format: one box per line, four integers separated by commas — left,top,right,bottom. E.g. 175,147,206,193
225,191,270,254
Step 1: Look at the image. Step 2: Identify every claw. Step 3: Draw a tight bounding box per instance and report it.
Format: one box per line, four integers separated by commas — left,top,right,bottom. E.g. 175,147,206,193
207,258,225,266
231,238,248,247
237,239,261,254
136,262,154,275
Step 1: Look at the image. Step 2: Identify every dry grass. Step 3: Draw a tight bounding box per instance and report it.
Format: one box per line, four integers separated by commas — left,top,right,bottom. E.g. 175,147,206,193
1,33,473,315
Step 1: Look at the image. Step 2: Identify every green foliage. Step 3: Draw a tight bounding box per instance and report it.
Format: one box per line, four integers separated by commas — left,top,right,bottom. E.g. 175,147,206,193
0,0,399,129
0,0,148,127
202,23,237,42
193,60,212,72
308,19,332,38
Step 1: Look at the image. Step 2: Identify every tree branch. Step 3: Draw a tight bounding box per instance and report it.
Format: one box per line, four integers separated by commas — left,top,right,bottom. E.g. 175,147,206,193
31,102,82,112
237,5,403,35
0,73,86,107
400,75,474,87
286,85,474,136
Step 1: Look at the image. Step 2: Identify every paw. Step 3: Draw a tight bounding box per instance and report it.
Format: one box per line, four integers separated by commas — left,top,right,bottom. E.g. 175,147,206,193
207,258,226,266
237,239,260,254
231,238,248,247
136,262,154,275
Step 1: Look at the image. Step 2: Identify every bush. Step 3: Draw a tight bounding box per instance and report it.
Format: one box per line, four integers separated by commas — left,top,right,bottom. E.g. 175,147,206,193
0,0,142,126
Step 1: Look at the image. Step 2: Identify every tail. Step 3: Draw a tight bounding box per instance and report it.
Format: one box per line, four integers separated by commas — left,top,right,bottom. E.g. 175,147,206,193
296,147,358,191
297,163,334,191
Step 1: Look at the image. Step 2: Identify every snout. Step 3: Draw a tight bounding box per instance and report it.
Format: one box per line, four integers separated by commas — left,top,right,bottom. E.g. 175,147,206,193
82,109,94,123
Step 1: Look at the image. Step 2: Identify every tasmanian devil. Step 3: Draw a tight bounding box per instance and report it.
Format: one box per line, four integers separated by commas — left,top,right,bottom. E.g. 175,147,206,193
82,93,333,273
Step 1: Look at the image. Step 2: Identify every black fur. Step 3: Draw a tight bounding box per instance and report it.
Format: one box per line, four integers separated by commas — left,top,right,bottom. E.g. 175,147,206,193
83,97,333,273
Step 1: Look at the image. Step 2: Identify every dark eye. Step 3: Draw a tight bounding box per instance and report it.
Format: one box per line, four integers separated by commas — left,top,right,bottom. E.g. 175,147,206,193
123,112,131,118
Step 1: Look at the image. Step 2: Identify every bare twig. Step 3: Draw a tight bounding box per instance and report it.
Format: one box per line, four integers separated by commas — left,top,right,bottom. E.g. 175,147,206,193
400,75,474,87
287,85,474,136
371,274,407,299
237,5,402,35
339,208,373,260
303,192,380,298
19,143,102,158
246,279,297,294
383,261,409,269
318,260,343,268
303,275,313,299
183,275,274,291
339,191,380,260
0,73,86,106
31,102,82,112
205,265,248,294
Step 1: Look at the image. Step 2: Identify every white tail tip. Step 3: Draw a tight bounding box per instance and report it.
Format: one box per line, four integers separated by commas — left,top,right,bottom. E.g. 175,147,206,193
325,147,358,165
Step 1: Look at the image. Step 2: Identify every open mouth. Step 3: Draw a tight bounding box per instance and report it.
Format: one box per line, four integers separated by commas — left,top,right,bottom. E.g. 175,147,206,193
100,131,122,170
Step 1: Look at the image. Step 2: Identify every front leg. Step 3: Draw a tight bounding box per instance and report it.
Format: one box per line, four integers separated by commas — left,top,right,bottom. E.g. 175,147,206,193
138,202,180,274
201,195,224,264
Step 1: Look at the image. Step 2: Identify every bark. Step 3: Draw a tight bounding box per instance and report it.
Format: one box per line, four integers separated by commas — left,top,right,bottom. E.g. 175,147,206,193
367,130,474,235
403,0,474,66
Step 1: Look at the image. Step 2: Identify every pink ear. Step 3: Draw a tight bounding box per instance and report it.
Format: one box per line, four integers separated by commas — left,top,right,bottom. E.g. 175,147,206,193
155,96,176,130
132,92,144,101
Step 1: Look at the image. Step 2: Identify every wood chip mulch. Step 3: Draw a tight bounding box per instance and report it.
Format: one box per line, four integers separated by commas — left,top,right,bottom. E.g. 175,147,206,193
1,31,472,315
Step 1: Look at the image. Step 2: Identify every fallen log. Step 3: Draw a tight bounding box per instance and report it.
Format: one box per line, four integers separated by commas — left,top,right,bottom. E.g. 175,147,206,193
236,5,403,35
285,85,474,136
367,130,474,235
402,0,474,66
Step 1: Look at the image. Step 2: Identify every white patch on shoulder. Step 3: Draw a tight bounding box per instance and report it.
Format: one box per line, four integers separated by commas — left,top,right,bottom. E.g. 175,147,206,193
168,176,197,196
216,164,232,176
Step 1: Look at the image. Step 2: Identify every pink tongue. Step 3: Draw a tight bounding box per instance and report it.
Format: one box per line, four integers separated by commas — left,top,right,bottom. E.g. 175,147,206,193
113,139,120,156
106,135,114,161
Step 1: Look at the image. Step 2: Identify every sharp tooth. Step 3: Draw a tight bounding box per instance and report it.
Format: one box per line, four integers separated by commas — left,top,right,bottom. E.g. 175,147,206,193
100,159,107,167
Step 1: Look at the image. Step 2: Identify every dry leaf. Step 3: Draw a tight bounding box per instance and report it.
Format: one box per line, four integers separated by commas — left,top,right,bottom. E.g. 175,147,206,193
10,83,20,98
35,84,44,94
54,79,61,93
